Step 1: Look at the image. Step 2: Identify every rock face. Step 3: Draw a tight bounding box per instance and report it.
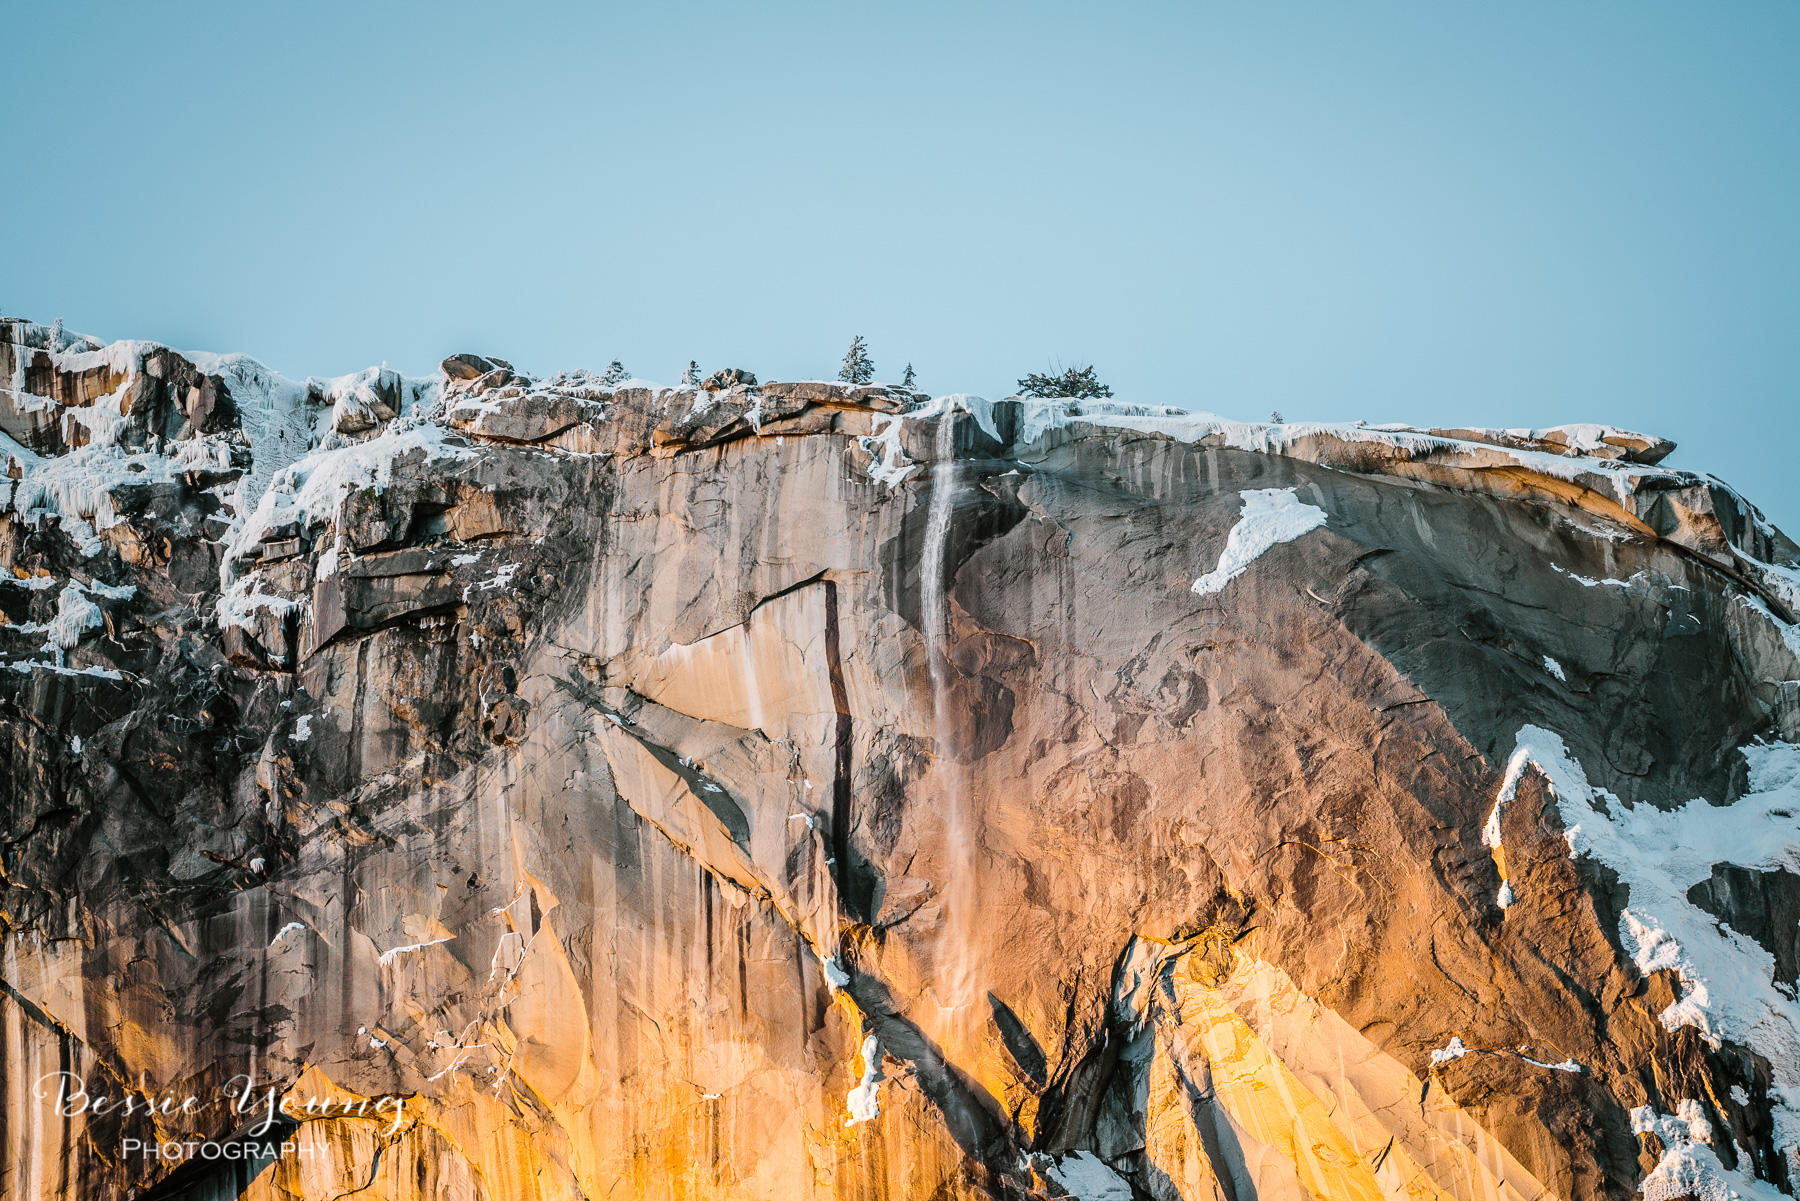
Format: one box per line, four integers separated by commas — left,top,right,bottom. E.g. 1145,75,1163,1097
4,314,1800,1201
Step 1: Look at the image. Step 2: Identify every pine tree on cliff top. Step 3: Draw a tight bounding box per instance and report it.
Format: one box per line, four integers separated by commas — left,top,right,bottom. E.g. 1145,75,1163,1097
601,359,628,386
1017,364,1112,399
902,362,916,389
681,360,701,386
838,336,874,386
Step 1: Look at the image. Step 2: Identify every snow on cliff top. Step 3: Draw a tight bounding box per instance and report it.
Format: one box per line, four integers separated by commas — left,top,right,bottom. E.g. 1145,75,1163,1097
10,319,1793,608
1017,401,1676,504
873,395,1707,517
3,319,440,562
224,418,476,572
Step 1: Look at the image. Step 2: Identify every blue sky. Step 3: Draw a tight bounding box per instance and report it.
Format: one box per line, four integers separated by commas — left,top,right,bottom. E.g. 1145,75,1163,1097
6,2,1797,529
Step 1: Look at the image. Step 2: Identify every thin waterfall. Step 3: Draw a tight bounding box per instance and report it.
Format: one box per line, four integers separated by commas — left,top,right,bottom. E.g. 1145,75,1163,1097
920,406,978,1023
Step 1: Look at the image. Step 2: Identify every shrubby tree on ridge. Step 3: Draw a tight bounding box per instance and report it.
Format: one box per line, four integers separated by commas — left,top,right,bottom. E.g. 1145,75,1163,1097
1016,364,1112,399
839,336,874,386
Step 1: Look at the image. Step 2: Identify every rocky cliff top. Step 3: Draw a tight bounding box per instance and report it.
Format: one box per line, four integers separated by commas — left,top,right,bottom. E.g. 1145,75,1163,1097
4,314,1800,1201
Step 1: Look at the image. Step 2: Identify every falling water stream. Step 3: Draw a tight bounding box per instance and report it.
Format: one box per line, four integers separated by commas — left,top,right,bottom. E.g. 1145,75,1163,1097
919,406,979,1031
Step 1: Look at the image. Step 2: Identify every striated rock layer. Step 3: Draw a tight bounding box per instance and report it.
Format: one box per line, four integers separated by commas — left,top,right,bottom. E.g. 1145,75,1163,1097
4,315,1800,1201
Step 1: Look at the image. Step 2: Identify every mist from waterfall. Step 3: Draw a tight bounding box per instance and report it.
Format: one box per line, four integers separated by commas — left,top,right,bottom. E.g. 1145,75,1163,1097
920,408,979,1027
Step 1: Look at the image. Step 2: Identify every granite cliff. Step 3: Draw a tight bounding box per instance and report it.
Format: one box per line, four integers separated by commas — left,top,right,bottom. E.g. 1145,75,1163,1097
4,315,1800,1201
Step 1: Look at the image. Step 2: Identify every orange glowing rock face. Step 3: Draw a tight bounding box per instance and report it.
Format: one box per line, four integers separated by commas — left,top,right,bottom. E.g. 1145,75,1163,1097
3,317,1799,1200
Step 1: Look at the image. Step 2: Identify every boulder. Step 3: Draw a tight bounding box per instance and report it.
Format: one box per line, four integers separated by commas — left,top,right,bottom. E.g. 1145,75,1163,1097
702,367,757,390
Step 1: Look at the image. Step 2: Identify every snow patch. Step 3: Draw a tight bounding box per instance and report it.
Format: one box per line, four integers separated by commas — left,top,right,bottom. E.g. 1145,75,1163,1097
1553,564,1636,588
2,435,182,557
1741,551,1800,618
224,420,476,584
1482,726,1595,907
1501,726,1800,1165
1430,1036,1470,1065
1191,487,1329,595
1543,655,1567,682
822,957,851,991
1051,409,1666,514
844,1034,885,1126
3,336,409,564
905,393,1002,442
1012,398,1194,448
269,921,307,947
182,351,320,517
378,937,452,967
1046,1151,1134,1200
1633,1103,1787,1201
216,576,304,631
856,395,1017,488
80,578,134,600
44,584,103,653
1734,594,1800,665
476,564,518,592
6,659,124,680
859,413,916,487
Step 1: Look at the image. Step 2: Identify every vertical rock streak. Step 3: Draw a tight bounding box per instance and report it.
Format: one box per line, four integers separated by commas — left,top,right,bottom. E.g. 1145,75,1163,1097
823,578,855,912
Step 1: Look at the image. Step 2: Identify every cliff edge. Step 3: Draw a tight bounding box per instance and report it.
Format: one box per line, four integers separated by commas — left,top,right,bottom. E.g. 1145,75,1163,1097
4,316,1800,1201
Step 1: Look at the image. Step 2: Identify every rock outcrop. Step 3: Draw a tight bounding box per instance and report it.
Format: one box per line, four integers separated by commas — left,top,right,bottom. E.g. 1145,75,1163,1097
4,313,1800,1201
